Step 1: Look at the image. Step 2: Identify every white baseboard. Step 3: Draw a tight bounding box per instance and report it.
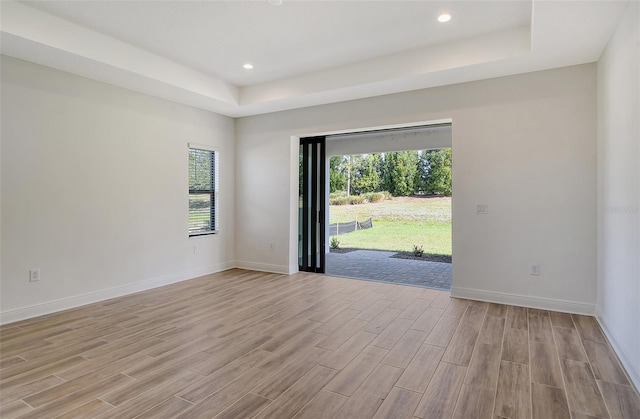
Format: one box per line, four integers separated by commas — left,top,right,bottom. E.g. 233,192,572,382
451,287,595,315
595,311,640,392
0,261,236,325
235,260,289,275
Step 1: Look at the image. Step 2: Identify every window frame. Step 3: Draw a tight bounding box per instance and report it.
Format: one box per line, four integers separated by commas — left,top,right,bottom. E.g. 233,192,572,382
188,143,219,237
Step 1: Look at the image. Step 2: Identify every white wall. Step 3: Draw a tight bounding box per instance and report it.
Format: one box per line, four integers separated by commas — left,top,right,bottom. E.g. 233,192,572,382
236,64,598,313
326,124,452,157
596,2,640,388
0,56,236,323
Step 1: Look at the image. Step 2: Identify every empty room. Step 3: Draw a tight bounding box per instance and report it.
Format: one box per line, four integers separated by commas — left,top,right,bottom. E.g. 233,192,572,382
1,1,639,418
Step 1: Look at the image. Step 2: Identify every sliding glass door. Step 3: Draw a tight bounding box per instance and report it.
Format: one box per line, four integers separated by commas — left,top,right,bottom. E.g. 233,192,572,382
299,136,326,273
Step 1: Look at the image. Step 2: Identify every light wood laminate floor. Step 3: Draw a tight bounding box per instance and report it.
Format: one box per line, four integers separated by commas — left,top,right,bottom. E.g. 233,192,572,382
1,269,638,419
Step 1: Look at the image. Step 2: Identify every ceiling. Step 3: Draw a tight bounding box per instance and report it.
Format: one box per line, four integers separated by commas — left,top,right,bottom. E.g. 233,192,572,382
1,0,630,117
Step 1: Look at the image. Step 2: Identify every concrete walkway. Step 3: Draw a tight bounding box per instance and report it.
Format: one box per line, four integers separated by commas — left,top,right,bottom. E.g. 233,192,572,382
325,250,452,291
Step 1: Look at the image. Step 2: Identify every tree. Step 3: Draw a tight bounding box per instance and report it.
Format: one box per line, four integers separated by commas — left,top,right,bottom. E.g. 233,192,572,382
351,154,381,194
329,156,347,193
382,151,419,196
420,149,452,196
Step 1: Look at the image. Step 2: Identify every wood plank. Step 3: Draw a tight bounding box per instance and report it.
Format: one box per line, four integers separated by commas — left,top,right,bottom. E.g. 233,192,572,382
134,397,193,419
1,339,107,381
388,291,422,310
252,348,326,401
0,400,31,419
215,393,271,419
560,358,609,418
0,356,27,371
94,370,205,419
362,308,403,334
528,314,554,343
553,326,588,362
0,374,64,405
333,363,404,419
528,308,549,317
411,307,445,333
549,312,575,329
430,292,452,309
23,351,156,408
292,390,347,419
179,349,271,402
312,308,360,335
506,306,528,330
257,332,324,372
101,368,202,406
582,339,630,385
452,384,495,419
395,344,444,393
17,374,133,419
79,334,166,362
502,327,529,364
415,361,467,419
486,303,508,318
465,315,506,389
259,319,319,353
531,383,570,419
0,356,87,393
598,380,640,419
319,330,377,370
478,315,506,344
355,298,394,321
325,345,388,396
493,361,530,419
400,298,434,320
253,365,337,419
570,413,606,419
55,399,113,419
424,315,461,347
442,304,487,366
530,341,564,387
371,317,415,349
55,351,153,382
193,334,272,376
175,368,272,419
381,329,428,369
465,342,502,389
572,315,606,343
349,291,387,311
315,318,369,351
372,387,422,419
442,299,470,319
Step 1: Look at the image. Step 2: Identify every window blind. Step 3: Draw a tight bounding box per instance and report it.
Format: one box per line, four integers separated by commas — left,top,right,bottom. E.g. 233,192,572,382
188,147,217,236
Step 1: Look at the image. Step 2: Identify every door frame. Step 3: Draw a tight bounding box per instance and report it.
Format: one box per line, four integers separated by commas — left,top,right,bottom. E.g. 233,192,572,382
298,136,326,273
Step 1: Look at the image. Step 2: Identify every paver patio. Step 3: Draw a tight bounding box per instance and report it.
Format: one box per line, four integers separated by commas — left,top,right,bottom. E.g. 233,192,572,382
325,249,452,291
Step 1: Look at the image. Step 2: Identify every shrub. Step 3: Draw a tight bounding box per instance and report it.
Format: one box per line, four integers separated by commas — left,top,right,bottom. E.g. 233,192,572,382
348,195,366,205
412,244,424,257
363,192,384,203
330,196,349,205
382,191,393,200
330,237,340,250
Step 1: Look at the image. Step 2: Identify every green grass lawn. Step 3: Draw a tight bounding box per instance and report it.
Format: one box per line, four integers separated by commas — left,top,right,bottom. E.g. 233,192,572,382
329,196,451,256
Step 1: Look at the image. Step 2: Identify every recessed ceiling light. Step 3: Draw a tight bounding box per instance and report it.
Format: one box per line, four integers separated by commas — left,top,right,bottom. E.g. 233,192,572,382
268,0,283,5
243,63,254,70
438,14,451,23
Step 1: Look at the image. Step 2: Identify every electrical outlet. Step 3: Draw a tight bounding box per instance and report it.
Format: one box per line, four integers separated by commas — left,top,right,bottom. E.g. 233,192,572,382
269,243,275,251
29,269,40,282
194,244,199,254
530,264,540,276
476,204,488,214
